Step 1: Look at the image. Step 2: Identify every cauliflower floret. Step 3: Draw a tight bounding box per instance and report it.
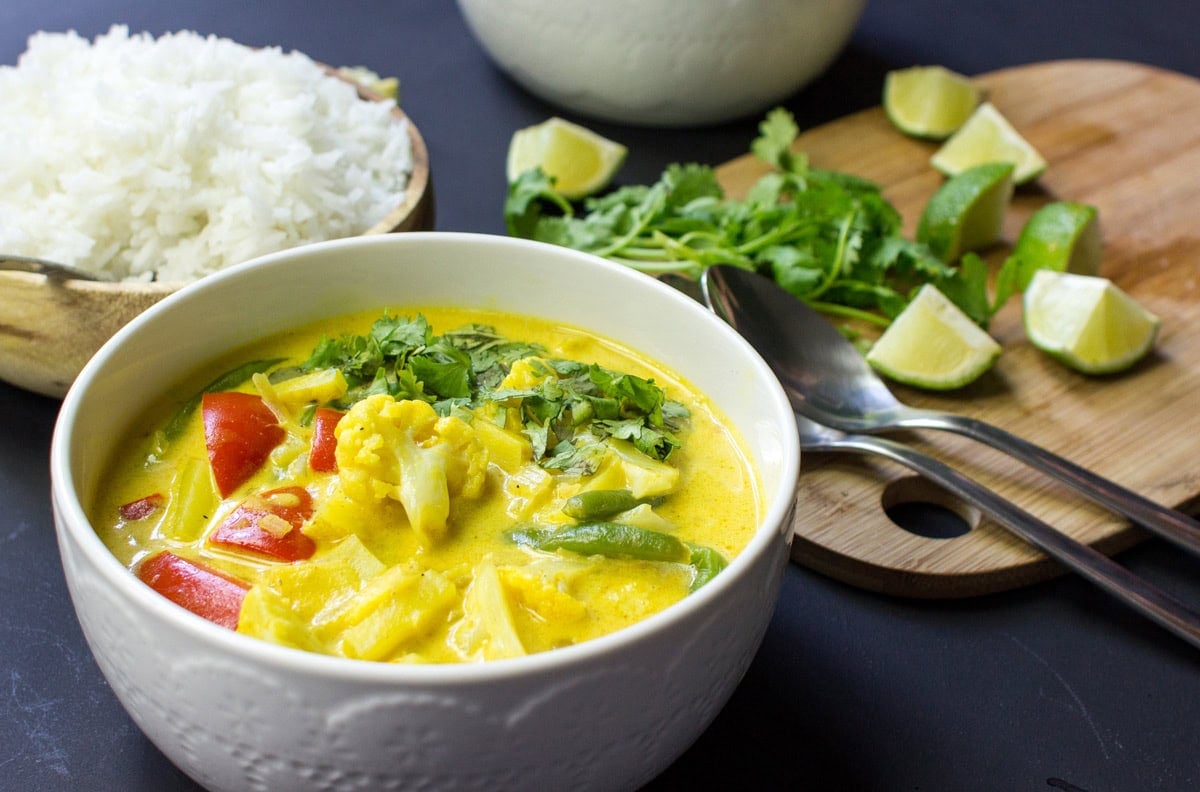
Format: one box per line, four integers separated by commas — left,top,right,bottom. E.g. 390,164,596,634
581,438,680,499
334,394,488,545
498,357,555,391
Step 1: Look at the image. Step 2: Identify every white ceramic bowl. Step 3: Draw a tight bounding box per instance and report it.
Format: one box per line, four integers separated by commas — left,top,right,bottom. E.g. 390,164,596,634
50,233,799,791
457,0,867,127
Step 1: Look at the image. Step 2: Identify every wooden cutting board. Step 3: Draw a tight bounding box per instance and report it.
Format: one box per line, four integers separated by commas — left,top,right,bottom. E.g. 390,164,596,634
714,59,1200,598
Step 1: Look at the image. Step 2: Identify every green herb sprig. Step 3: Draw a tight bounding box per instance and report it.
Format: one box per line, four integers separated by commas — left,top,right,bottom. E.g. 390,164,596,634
505,108,996,328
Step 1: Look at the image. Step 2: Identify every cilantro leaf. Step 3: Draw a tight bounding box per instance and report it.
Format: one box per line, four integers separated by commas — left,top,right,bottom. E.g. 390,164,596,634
750,107,805,174
931,252,994,328
410,341,472,400
505,168,574,238
662,163,723,207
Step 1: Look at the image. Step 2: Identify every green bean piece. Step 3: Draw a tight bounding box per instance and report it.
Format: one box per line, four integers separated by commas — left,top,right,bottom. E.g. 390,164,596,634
561,489,642,521
297,402,317,427
507,522,689,563
686,543,728,592
162,357,287,440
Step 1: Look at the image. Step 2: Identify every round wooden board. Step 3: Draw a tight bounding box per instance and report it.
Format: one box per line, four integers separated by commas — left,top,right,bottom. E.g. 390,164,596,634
714,60,1200,597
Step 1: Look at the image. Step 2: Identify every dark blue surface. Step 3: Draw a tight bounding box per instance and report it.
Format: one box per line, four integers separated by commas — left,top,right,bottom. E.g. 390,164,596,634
3,2,1199,790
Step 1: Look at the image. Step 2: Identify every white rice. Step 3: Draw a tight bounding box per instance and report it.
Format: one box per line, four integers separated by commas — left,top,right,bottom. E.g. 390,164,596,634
0,25,413,282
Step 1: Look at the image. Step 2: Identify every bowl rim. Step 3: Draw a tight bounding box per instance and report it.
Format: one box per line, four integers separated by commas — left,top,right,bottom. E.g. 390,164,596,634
50,231,799,685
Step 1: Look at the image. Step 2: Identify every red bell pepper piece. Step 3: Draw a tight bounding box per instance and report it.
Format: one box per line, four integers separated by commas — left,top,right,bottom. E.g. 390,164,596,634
137,551,248,630
119,493,164,521
209,485,316,561
309,407,344,472
202,391,285,497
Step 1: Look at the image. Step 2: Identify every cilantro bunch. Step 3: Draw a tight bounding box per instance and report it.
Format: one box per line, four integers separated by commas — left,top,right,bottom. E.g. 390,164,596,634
293,313,687,473
505,108,994,328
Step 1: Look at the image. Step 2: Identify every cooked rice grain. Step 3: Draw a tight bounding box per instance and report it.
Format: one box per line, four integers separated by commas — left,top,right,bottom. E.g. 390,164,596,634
0,26,413,282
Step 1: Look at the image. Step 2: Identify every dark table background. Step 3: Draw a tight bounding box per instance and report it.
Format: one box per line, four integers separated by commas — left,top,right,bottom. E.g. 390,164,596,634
3,2,1199,790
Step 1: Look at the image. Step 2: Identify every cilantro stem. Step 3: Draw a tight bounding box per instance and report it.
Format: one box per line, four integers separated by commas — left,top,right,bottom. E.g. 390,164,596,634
607,245,672,261
808,209,856,301
805,300,892,328
656,231,753,270
592,186,667,258
610,257,705,279
733,218,805,257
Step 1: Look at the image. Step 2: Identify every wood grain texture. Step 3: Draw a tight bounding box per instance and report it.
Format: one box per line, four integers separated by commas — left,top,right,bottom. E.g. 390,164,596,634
715,60,1200,597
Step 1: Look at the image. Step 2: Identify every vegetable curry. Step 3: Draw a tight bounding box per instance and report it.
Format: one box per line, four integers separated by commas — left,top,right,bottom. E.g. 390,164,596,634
92,307,761,664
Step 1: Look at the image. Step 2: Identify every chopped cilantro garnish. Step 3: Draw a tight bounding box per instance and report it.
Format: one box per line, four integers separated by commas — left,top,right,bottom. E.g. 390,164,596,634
488,359,687,473
297,313,688,472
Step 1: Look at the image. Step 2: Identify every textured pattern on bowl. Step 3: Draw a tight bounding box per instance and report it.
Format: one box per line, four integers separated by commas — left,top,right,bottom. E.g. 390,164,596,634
51,233,799,791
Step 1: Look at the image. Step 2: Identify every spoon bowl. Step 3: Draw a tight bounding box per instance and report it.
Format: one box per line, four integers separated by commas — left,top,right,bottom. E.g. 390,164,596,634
701,264,900,424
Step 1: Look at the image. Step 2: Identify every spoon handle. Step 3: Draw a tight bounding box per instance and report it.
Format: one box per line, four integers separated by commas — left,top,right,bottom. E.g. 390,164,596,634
896,409,1200,558
816,432,1200,650
0,255,106,282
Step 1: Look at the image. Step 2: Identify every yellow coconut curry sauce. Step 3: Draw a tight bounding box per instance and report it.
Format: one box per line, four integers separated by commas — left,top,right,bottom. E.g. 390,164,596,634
92,307,761,664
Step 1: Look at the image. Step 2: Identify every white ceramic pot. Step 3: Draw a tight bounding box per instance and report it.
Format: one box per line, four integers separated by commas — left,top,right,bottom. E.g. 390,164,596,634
457,0,867,127
51,232,800,791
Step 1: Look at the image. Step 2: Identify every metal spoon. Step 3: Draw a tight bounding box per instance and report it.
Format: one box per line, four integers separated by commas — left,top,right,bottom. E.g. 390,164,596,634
796,414,1200,649
702,264,1200,559
656,267,1200,646
679,261,1200,645
0,254,112,281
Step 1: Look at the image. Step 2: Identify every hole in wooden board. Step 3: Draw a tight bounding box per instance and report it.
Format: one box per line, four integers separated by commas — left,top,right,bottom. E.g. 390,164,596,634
881,475,979,539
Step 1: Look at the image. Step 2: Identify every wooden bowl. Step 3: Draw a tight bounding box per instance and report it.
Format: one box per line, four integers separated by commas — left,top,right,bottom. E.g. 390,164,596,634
0,90,432,399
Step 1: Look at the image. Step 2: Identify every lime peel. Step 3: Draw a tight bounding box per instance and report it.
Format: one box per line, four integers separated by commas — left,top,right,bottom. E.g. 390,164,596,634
916,161,1015,262
883,65,985,140
506,117,627,200
1010,201,1101,290
866,284,1002,390
1023,270,1159,375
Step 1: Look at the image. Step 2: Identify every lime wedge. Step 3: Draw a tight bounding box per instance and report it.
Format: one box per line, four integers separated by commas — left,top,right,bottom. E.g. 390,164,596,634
506,117,627,200
883,65,985,140
866,284,1002,390
1023,270,1159,374
916,161,1015,262
931,102,1046,184
1010,201,1102,290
